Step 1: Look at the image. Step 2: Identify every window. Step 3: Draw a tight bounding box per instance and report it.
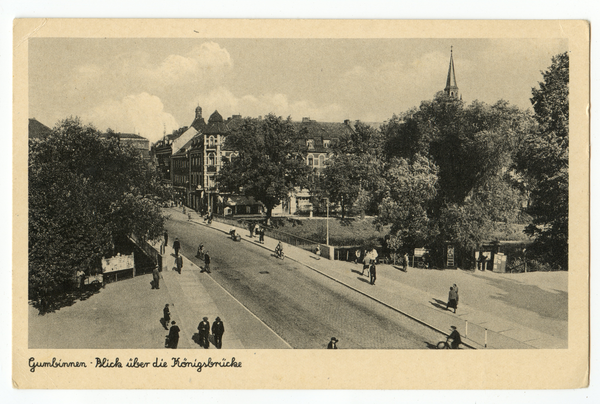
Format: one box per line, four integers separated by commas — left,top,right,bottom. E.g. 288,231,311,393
319,155,325,167
208,152,216,166
208,136,215,147
307,154,314,166
307,139,314,149
323,140,330,148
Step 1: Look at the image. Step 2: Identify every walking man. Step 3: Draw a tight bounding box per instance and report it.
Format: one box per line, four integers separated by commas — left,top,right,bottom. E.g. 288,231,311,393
152,264,160,289
370,263,377,285
202,251,211,273
173,238,181,257
198,317,210,349
258,226,265,244
249,222,254,238
163,304,170,330
403,253,409,272
212,317,225,349
175,254,183,274
164,230,168,248
327,337,339,349
167,321,180,349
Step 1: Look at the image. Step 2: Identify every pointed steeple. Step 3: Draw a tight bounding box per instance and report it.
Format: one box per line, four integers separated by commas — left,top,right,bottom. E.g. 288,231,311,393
444,46,459,98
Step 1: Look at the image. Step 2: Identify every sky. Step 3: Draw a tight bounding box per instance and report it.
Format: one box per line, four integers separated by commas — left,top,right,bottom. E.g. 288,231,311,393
29,38,568,144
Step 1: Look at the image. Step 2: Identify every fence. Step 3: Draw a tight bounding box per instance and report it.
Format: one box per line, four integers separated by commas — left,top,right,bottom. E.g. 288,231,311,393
213,215,320,253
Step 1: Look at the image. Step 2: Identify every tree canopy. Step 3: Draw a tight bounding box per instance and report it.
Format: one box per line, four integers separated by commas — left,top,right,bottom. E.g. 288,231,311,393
517,51,569,270
217,114,311,220
29,118,168,309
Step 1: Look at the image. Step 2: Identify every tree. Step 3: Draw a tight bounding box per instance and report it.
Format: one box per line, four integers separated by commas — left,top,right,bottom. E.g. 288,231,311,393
381,93,534,266
29,117,168,311
517,52,569,270
376,155,439,251
217,114,311,221
322,122,384,218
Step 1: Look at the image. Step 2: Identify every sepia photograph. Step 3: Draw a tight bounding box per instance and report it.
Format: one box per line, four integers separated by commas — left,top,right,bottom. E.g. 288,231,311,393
12,18,590,391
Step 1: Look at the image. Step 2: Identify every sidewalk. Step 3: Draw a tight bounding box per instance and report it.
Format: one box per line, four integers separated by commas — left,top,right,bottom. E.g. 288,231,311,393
168,208,567,349
152,238,291,349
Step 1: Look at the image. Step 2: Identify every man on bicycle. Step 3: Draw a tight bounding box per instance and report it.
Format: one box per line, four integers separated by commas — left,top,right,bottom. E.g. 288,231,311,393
275,241,284,257
447,325,462,349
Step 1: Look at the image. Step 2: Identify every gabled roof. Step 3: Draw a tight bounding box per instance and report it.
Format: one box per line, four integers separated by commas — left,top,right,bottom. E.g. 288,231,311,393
100,132,148,141
28,118,52,139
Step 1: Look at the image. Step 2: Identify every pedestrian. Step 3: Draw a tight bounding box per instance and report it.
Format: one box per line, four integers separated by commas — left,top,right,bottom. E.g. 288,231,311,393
453,283,459,304
167,321,180,349
355,249,361,264
315,245,321,260
163,304,170,329
254,223,260,239
446,286,458,313
212,317,225,349
202,251,211,273
447,326,462,349
188,212,192,221
173,238,181,257
327,337,339,349
152,264,160,289
370,263,377,285
249,222,254,238
259,226,265,244
198,317,210,349
164,230,169,248
403,253,409,272
175,255,183,274
76,269,85,289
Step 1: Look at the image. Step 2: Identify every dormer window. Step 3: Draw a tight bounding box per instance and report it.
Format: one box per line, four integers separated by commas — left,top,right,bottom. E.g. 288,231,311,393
323,140,330,148
307,139,314,150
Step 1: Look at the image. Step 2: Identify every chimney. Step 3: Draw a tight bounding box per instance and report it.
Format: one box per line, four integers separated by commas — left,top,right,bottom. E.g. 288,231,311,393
302,117,311,123
344,119,350,125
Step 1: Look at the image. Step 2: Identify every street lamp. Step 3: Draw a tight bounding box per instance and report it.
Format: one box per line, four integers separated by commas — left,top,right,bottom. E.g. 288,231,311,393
326,197,329,246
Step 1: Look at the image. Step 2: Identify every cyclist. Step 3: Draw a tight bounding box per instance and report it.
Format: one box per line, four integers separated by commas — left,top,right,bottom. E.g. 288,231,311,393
447,326,462,349
275,241,284,258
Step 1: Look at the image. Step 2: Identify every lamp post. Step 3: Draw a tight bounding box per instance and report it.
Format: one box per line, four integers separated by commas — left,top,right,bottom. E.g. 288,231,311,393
326,197,330,246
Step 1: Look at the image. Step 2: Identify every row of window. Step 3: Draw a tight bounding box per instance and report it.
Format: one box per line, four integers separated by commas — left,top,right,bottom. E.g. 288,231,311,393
306,139,331,149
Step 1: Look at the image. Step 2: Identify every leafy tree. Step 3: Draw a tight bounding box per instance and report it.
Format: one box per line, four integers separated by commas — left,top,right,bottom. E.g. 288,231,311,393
29,117,168,311
376,155,439,251
217,114,311,221
322,122,384,218
517,52,569,270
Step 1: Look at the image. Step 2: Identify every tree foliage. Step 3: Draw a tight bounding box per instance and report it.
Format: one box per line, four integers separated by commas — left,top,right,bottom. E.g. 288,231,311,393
322,122,384,218
29,117,168,306
516,52,569,270
380,93,533,265
217,114,311,219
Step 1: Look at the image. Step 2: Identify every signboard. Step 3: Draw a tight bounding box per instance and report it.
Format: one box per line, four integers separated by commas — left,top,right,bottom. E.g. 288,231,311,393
493,252,507,273
414,248,429,257
446,245,455,267
102,254,134,274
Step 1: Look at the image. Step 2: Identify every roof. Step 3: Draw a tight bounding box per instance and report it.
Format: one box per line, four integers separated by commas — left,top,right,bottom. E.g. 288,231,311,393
28,118,52,139
100,132,148,141
224,195,261,206
445,49,458,92
204,110,230,135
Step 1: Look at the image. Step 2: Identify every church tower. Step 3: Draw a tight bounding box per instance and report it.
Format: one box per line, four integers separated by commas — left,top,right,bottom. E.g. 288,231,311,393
444,47,459,98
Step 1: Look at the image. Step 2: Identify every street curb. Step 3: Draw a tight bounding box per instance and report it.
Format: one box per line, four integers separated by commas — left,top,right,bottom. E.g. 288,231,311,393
189,214,478,349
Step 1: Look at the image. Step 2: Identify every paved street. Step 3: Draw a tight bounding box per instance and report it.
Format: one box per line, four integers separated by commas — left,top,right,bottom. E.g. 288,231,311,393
165,215,443,349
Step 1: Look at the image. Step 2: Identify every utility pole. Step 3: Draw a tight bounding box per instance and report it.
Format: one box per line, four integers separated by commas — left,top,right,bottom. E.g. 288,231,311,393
326,197,330,246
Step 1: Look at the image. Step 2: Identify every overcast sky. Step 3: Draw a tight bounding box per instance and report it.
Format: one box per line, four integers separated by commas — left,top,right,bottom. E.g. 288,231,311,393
29,38,567,143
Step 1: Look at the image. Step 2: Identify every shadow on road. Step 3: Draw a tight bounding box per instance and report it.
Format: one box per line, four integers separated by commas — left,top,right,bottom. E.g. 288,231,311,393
430,298,448,311
357,277,370,284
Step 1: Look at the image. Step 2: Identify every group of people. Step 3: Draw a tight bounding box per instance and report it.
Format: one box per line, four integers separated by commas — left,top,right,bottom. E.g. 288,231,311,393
197,316,225,349
163,305,226,350
249,222,265,244
446,283,459,313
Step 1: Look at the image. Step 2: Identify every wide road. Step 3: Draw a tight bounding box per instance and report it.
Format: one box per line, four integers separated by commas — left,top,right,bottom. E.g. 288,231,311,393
165,216,443,349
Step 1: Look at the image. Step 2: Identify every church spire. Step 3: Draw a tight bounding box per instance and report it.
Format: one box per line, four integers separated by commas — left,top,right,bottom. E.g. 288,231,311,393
444,46,459,98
